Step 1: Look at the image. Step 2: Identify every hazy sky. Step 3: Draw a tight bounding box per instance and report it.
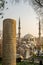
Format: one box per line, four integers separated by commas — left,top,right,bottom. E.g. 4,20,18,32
0,1,39,37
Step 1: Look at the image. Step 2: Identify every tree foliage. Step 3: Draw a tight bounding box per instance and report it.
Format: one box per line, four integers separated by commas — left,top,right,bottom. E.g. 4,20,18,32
0,0,43,18
31,0,43,17
34,0,43,7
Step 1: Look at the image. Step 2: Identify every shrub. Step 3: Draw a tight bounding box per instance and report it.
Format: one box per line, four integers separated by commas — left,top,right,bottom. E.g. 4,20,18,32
16,57,22,62
0,57,2,63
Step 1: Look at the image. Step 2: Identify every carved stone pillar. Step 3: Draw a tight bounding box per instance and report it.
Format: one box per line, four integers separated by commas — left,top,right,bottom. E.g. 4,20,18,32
2,19,16,65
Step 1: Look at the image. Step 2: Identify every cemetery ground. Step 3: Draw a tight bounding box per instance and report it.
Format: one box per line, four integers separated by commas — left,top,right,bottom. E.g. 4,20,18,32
0,55,43,65
0,64,2,65
17,61,39,65
0,62,39,65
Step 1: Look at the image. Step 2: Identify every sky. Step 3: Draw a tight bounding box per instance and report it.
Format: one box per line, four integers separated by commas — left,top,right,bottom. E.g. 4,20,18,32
0,1,39,37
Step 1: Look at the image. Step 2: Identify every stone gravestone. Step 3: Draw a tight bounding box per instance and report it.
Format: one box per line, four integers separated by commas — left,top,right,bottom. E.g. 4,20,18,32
39,60,42,65
2,19,16,65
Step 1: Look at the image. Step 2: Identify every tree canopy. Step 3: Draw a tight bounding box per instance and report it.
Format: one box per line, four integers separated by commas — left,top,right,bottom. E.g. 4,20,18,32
0,0,43,18
31,0,43,17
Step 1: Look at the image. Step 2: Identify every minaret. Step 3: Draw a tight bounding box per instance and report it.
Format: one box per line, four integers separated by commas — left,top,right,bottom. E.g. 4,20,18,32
37,18,41,56
18,17,21,39
17,17,21,54
39,19,41,45
38,18,41,53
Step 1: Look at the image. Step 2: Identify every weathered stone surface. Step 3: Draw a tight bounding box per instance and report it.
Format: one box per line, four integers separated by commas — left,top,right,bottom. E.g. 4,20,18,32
2,19,16,65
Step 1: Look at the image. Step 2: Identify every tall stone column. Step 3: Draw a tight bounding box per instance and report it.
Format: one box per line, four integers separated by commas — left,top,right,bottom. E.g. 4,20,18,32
2,19,16,65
